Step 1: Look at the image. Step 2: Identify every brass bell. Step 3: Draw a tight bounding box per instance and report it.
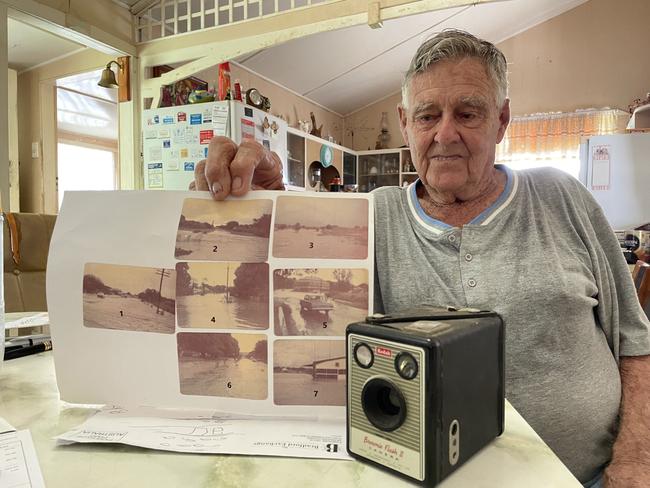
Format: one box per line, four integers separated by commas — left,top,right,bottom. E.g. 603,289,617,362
97,62,119,88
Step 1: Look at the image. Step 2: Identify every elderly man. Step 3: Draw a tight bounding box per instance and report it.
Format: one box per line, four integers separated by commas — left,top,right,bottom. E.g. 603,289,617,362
193,30,650,488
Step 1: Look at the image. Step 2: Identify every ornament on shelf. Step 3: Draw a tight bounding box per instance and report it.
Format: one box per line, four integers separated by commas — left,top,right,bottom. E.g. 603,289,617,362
628,92,650,113
310,112,323,138
375,111,391,149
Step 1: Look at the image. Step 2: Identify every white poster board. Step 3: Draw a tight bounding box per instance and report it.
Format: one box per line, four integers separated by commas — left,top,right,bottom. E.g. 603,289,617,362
48,190,373,419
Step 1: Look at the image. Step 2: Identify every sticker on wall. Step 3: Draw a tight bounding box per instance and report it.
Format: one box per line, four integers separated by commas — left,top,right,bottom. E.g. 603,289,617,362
241,118,255,140
191,148,204,159
177,112,187,122
180,148,189,158
159,128,171,138
163,140,171,149
200,130,214,145
147,115,160,125
163,116,174,125
184,162,195,171
144,130,158,139
169,149,179,160
167,161,180,171
190,113,202,125
148,162,163,188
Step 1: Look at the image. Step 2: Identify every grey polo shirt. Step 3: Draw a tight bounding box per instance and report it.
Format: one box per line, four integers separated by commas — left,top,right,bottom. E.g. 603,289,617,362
372,165,650,483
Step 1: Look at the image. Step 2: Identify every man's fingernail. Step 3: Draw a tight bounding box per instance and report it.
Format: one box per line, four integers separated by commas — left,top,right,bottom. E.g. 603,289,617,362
212,182,222,194
232,176,242,190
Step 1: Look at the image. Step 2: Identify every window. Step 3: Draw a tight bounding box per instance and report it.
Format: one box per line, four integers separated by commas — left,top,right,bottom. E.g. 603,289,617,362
496,109,628,179
57,143,116,209
56,69,119,210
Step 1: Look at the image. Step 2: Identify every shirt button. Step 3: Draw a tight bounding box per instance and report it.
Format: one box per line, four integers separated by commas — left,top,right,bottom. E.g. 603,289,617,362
465,253,473,262
448,235,456,243
468,279,477,287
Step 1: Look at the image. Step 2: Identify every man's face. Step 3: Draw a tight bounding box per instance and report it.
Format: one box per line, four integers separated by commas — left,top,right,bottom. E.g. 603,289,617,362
398,58,510,199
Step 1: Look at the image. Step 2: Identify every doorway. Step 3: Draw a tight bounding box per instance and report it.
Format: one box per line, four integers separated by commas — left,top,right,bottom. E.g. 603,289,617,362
56,69,119,210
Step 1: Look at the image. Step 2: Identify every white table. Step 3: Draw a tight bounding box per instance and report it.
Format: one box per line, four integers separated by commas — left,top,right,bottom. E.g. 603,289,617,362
0,352,581,488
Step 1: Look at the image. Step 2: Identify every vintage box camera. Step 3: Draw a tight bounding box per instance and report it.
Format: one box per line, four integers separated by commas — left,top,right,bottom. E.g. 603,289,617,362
346,308,504,486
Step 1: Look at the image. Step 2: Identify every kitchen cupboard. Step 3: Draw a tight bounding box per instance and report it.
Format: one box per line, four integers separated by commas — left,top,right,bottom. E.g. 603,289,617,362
286,128,417,192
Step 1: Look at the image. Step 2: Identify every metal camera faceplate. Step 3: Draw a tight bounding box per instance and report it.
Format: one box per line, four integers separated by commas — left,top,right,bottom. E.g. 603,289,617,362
347,334,426,481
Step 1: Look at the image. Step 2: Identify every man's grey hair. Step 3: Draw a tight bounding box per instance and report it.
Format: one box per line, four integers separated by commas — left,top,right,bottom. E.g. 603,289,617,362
401,29,508,109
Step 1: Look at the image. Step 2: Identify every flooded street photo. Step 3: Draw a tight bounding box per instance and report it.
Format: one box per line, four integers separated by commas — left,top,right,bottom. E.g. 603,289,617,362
175,198,272,262
178,332,268,400
273,340,345,406
272,196,369,259
274,291,365,336
176,262,269,329
273,228,367,259
84,294,175,333
176,229,269,261
273,268,368,336
83,263,176,334
178,294,268,329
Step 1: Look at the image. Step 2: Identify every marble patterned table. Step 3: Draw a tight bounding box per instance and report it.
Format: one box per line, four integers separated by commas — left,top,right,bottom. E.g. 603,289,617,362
0,352,581,487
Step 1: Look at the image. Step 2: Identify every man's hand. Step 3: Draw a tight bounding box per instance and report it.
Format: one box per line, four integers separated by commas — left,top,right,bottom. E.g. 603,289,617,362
190,136,284,199
603,355,650,488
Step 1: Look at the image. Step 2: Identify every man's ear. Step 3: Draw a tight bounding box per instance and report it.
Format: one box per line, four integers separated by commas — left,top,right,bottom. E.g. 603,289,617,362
496,98,510,144
397,104,409,147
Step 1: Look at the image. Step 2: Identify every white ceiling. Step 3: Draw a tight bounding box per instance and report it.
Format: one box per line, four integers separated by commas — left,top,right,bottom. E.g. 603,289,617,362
7,0,588,116
237,0,588,115
7,17,85,72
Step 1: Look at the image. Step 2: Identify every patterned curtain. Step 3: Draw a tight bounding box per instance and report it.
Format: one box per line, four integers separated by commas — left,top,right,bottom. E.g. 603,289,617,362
497,109,629,160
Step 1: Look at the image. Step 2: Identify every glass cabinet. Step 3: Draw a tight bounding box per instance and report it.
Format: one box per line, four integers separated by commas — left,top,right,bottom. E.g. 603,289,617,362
400,149,418,187
357,150,400,192
343,151,357,186
286,131,305,188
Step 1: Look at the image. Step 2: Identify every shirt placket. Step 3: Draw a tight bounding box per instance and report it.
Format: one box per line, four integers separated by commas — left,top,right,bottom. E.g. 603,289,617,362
457,228,480,306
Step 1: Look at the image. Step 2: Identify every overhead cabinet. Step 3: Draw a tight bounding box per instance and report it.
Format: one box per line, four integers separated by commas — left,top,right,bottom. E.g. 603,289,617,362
285,128,418,192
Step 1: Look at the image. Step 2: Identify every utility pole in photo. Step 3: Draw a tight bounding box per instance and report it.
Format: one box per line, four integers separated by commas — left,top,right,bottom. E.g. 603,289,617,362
155,269,171,315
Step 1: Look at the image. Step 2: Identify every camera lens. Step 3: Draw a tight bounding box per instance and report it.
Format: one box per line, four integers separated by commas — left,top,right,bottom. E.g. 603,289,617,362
361,378,407,432
353,343,374,368
395,352,418,380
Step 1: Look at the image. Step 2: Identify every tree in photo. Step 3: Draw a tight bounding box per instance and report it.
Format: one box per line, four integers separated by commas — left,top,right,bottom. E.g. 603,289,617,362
176,263,193,296
232,263,268,298
83,274,111,294
248,340,268,363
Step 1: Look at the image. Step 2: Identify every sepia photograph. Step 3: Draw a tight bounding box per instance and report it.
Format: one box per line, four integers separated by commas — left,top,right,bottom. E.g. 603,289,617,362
176,262,269,330
177,332,267,400
83,263,176,334
273,340,345,406
175,198,273,261
272,196,368,259
273,268,368,336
